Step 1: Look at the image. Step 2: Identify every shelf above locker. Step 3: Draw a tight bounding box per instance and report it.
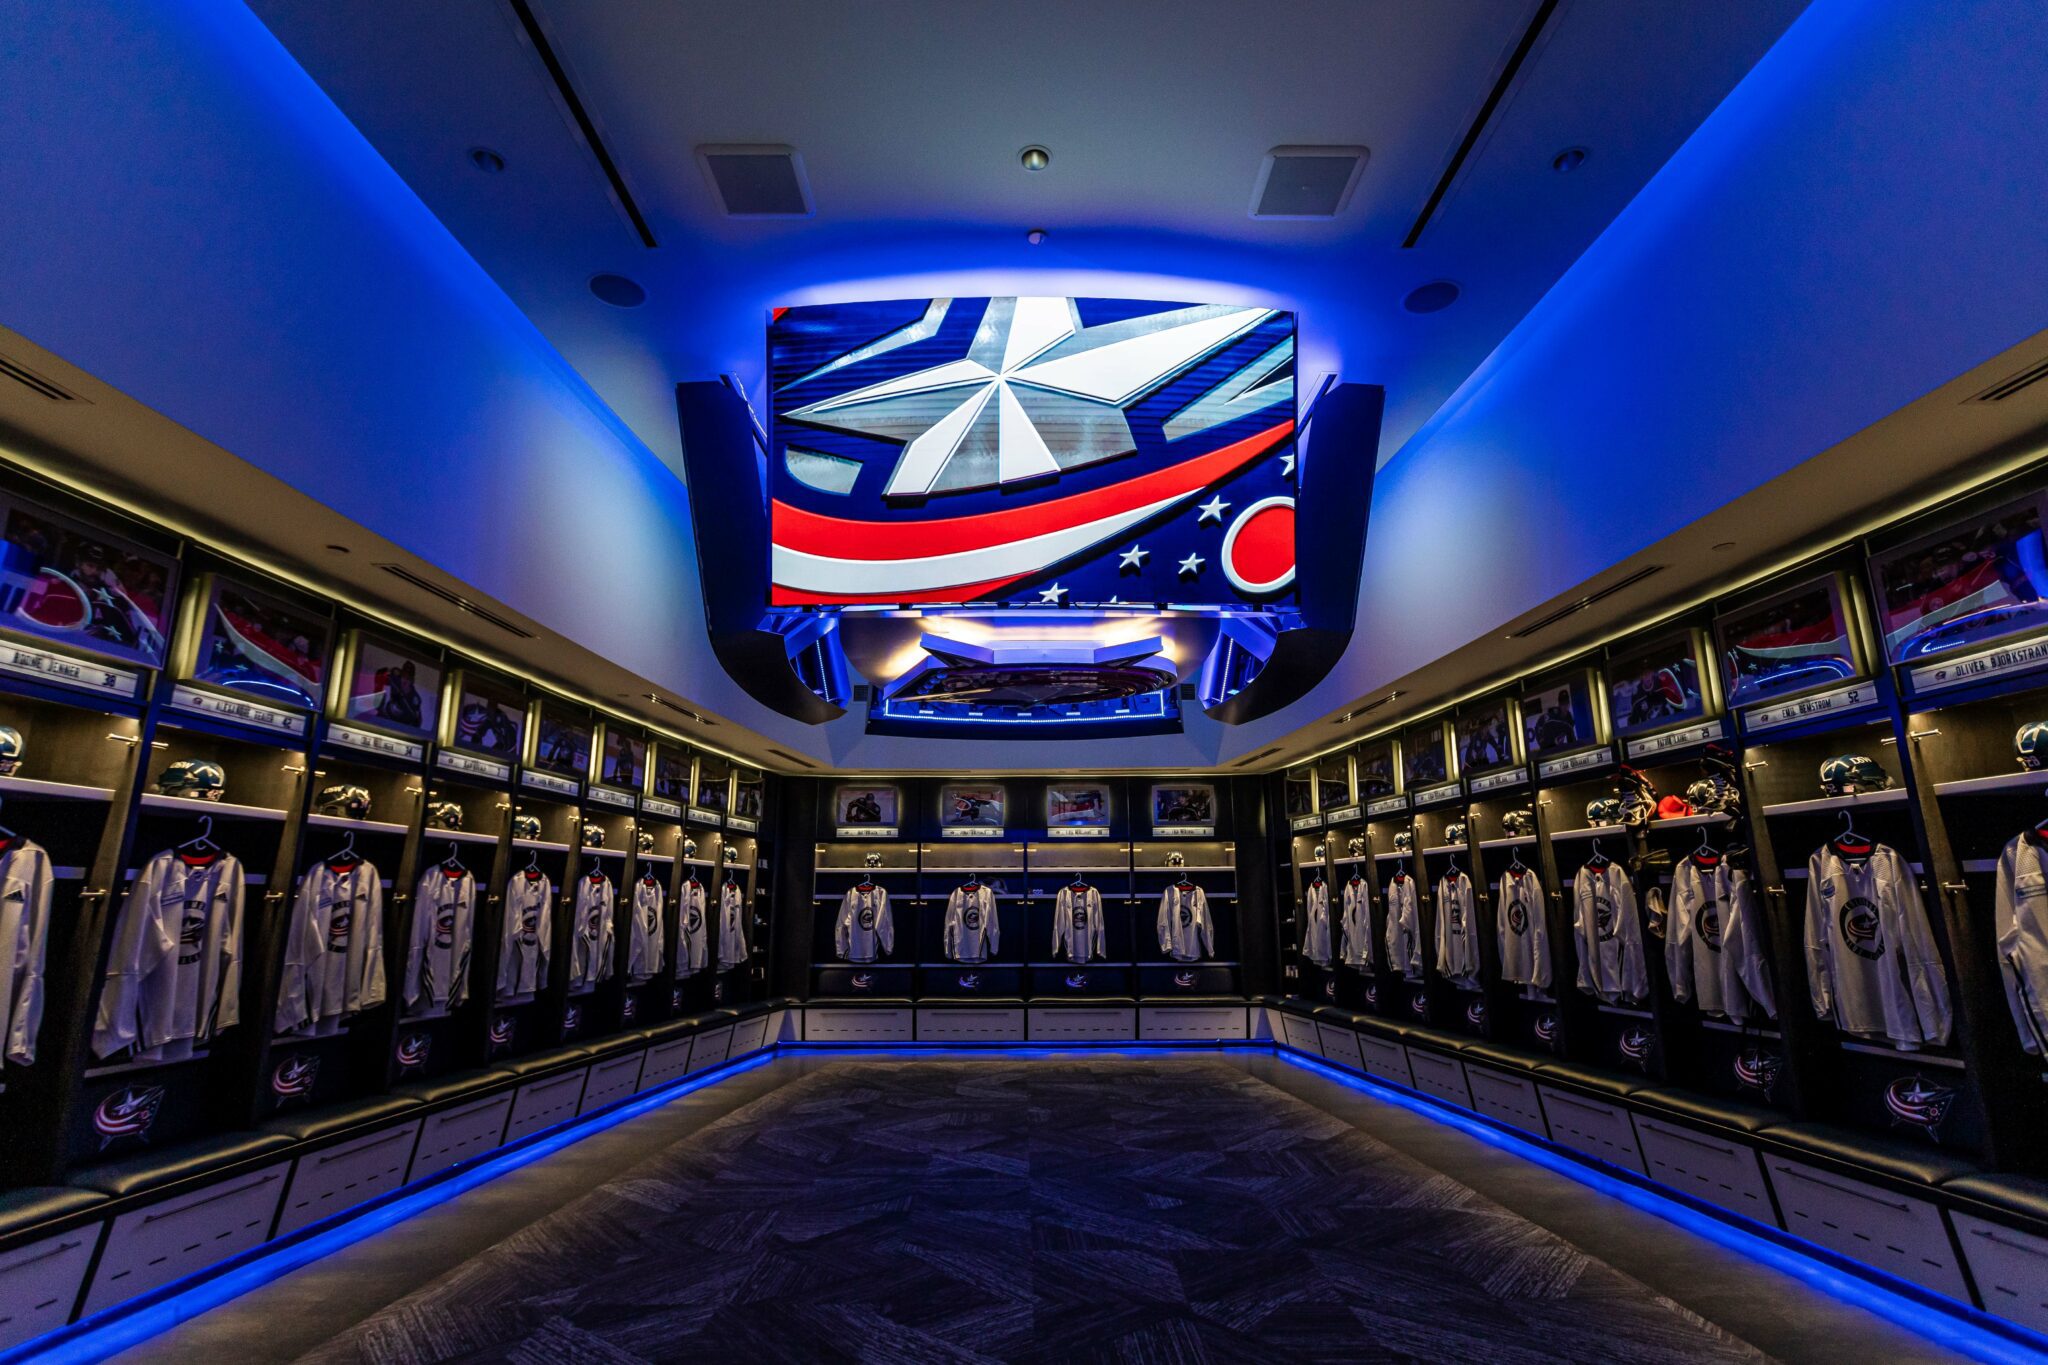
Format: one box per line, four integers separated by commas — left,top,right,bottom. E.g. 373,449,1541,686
1961,858,1998,874
1135,864,1233,872
1646,812,1736,831
1932,769,2048,798
1781,860,1925,879
0,773,115,801
306,812,410,836
1024,864,1130,872
1759,789,1911,817
1550,825,1625,843
1373,852,1405,862
1420,843,1464,856
513,837,572,852
1476,835,1536,850
428,827,500,846
140,792,287,821
639,852,675,864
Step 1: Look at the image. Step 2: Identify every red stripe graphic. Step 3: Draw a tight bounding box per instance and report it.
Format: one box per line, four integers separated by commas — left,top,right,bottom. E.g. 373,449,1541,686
770,573,1029,606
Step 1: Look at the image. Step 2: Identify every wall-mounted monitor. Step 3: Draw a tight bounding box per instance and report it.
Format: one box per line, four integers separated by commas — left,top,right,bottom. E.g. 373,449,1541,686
649,743,693,803
1607,629,1714,738
1314,755,1351,811
447,670,523,759
530,701,591,782
1455,696,1519,775
0,489,178,670
339,631,440,740
1869,489,2048,664
596,724,644,792
189,574,331,711
1715,575,1862,708
1520,669,1604,757
1356,737,1399,798
1402,719,1451,788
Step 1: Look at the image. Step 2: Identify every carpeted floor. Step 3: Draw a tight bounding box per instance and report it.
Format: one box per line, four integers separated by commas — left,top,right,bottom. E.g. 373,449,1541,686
295,1058,1770,1363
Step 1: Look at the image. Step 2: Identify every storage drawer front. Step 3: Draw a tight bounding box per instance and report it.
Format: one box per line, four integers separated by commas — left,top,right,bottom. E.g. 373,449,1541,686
1139,1006,1247,1041
0,1224,100,1350
578,1052,647,1116
729,1015,773,1057
1634,1118,1773,1224
1464,1065,1547,1138
1405,1048,1472,1109
1764,1157,1966,1299
1536,1087,1645,1175
1357,1034,1412,1084
1954,1211,2048,1333
1276,1012,1321,1054
407,1093,514,1183
639,1037,695,1092
917,1007,1025,1042
503,1068,591,1145
276,1121,423,1237
1027,1007,1136,1041
1315,1025,1365,1072
686,1025,736,1072
804,1007,914,1042
84,1163,289,1316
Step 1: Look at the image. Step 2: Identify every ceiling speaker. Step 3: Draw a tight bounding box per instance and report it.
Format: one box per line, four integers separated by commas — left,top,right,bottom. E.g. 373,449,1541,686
697,145,813,218
1251,146,1369,219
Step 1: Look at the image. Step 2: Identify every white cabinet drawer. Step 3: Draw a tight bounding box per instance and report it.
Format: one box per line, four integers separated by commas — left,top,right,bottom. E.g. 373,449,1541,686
84,1163,289,1316
804,1007,913,1042
1634,1117,1773,1225
1536,1087,1645,1175
579,1052,646,1115
276,1122,422,1237
503,1068,591,1145
1315,1025,1365,1072
1139,1006,1247,1041
639,1036,695,1091
1464,1065,1547,1138
407,1092,513,1183
1276,1013,1321,1054
1954,1211,2048,1333
729,1014,773,1057
1027,1007,1136,1041
686,1025,736,1072
1764,1157,1966,1300
1357,1034,1412,1084
917,1007,1025,1042
1405,1048,1472,1109
0,1223,101,1349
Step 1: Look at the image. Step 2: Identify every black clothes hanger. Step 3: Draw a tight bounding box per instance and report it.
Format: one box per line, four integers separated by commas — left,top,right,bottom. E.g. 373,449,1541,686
525,843,543,874
178,815,220,861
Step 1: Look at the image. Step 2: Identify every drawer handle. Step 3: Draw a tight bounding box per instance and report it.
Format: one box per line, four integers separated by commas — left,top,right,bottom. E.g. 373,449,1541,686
1546,1095,1609,1118
1640,1121,1732,1155
1968,1225,2048,1261
0,1239,84,1272
1776,1165,1910,1213
142,1172,282,1224
316,1129,414,1165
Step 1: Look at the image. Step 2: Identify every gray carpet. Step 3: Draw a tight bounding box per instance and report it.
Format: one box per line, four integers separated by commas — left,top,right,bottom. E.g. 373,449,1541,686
296,1058,1770,1363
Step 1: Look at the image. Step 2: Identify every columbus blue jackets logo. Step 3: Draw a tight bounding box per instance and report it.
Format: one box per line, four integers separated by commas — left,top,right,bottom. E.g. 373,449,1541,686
562,1005,582,1035
271,1053,320,1102
1173,971,1198,989
1697,900,1722,950
1323,979,1337,999
670,988,684,1011
1841,897,1884,960
93,1084,165,1147
857,906,877,930
1885,1075,1957,1139
1734,1047,1783,1096
1534,1012,1559,1046
435,906,458,949
1593,894,1618,941
622,995,638,1021
179,905,206,965
1505,899,1528,935
1619,1026,1655,1067
1071,907,1087,928
956,972,982,990
1065,972,1089,990
963,908,981,929
1361,982,1379,1008
713,982,726,1003
487,1017,515,1050
1463,999,1488,1029
1408,990,1428,1016
850,972,874,990
326,906,353,952
396,1032,431,1070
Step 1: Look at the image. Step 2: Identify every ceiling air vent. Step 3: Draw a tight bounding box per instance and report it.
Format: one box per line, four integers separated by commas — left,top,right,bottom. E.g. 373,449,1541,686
697,145,813,218
1251,146,1369,219
1234,746,1284,766
1334,691,1400,724
767,747,818,770
0,354,79,403
643,693,712,725
374,563,534,639
1506,565,1664,640
1969,355,2048,403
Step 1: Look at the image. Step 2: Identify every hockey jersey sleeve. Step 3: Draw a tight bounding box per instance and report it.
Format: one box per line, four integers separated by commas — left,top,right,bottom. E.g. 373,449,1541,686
878,889,894,956
404,870,431,1011
835,890,855,960
1722,873,1777,1021
1088,888,1105,959
360,875,387,1012
274,870,318,1034
1156,889,1172,953
1887,851,1953,1047
1194,887,1212,957
1665,869,1695,1005
4,850,51,1066
1617,874,1646,1002
1803,851,1833,1021
93,858,176,1058
945,890,963,960
1052,889,1073,960
212,867,245,1035
1996,841,2048,1054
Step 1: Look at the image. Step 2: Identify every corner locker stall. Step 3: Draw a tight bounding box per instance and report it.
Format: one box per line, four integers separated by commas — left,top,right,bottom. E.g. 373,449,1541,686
1134,776,1239,1008
638,740,693,1022
723,763,772,1007
493,696,589,1058
1282,761,1330,1007
1459,690,1549,1055
1317,759,1369,1015
1406,715,1486,1039
70,561,326,1167
258,619,442,1123
675,747,727,1014
918,781,1025,1004
0,477,180,1188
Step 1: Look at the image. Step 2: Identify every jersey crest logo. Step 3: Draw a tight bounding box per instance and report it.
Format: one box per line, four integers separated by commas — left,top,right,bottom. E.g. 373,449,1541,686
1072,909,1087,928
1593,895,1617,940
179,907,207,965
271,1053,320,1100
858,907,877,930
1734,1047,1783,1096
1697,900,1722,949
93,1084,166,1146
686,910,703,931
396,1032,431,1070
1180,908,1194,926
963,909,981,929
435,908,457,948
1506,900,1528,935
1885,1074,1957,1138
1840,897,1884,959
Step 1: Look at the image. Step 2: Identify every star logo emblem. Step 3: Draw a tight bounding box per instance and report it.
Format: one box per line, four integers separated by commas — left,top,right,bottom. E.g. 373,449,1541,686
1280,453,1297,478
1178,552,1205,578
782,298,1272,499
1196,495,1230,525
1037,583,1068,605
1117,545,1149,572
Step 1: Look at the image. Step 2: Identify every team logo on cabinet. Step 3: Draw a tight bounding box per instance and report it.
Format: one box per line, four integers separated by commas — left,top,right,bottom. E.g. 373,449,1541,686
1618,1026,1655,1069
562,1005,582,1037
1840,898,1885,959
270,1053,320,1103
1734,1047,1783,1097
1065,972,1089,990
1361,981,1379,1009
1408,991,1428,1017
1533,1012,1560,1048
1463,999,1488,1030
713,982,726,1003
670,988,685,1012
850,972,875,991
622,995,638,1022
1885,1075,1958,1140
1173,971,1198,989
1323,979,1337,999
487,1017,515,1053
93,1084,165,1147
396,1032,431,1071
956,972,982,991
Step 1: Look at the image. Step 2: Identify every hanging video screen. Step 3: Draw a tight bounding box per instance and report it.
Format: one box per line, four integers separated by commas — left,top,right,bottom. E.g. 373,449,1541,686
191,576,331,711
768,297,1299,608
1402,722,1449,788
940,783,1005,830
1715,576,1859,708
450,673,523,758
0,491,178,669
532,704,591,780
1870,491,2048,664
695,757,731,812
342,634,440,738
835,783,898,829
1356,738,1397,798
1521,673,1599,756
1455,698,1517,774
1047,783,1111,830
1608,633,1710,737
598,726,644,791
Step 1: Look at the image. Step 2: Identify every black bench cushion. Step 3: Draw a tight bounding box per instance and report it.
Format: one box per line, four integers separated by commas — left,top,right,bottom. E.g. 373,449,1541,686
1941,1173,2048,1230
501,1045,596,1078
1137,996,1249,1006
260,1094,423,1144
71,1130,297,1199
1633,1086,1780,1135
391,1067,514,1106
1027,996,1137,1006
917,997,1027,1006
1459,1041,1546,1075
1398,1024,1478,1056
803,997,916,1007
1533,1060,1651,1098
0,1186,108,1241
1757,1119,1981,1188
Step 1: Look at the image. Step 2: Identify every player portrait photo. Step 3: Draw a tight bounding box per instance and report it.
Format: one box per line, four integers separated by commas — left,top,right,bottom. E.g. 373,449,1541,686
600,727,645,791
452,674,522,756
733,770,765,821
1715,576,1858,708
1403,722,1449,788
695,758,730,812
1047,783,1111,829
533,704,592,779
1151,783,1216,828
940,784,1005,829
1521,674,1597,756
1456,699,1516,773
1870,491,2048,663
835,784,898,828
651,744,691,800
192,575,332,711
0,493,178,670
344,634,440,738
1608,634,1709,736
1356,740,1397,798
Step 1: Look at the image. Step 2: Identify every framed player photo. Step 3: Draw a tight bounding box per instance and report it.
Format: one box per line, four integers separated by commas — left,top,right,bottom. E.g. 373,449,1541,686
694,756,731,814
1608,630,1713,738
1151,782,1216,836
339,632,440,739
1314,756,1351,812
834,784,898,835
1455,697,1518,774
0,490,178,670
1521,670,1602,757
190,574,332,711
732,768,765,823
1283,768,1313,819
939,784,1006,833
596,724,644,791
1046,783,1112,831
448,671,523,758
1402,719,1452,789
649,743,693,802
1715,575,1861,709
529,702,591,780
1355,737,1398,799
1868,490,2048,665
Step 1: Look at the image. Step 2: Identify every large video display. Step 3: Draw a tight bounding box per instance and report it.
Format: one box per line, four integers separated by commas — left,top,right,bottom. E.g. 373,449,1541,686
768,297,1298,608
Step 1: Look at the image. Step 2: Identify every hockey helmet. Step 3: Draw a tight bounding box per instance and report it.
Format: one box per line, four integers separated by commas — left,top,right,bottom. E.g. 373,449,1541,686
683,837,698,859
1444,822,1468,845
1392,829,1413,854
636,829,654,854
1312,842,1327,862
315,784,372,819
1502,809,1535,837
1347,835,1366,857
1819,754,1892,797
722,844,740,863
1585,797,1623,827
1165,851,1186,868
0,725,23,777
1656,794,1696,820
581,822,605,849
426,800,464,830
864,851,884,869
157,758,226,801
1616,767,1659,829
1685,776,1739,816
2017,721,2048,771
511,813,541,840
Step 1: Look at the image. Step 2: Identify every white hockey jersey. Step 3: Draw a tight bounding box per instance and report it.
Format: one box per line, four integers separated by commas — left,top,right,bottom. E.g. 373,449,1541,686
1385,874,1422,978
1667,858,1777,1022
628,875,666,983
275,857,385,1034
406,865,476,1014
496,870,553,999
1995,832,2048,1055
945,883,999,963
1302,880,1333,966
1494,867,1550,990
717,881,748,968
1157,882,1213,962
1339,878,1373,968
0,840,52,1065
677,879,709,975
1435,870,1480,984
1052,883,1105,961
1573,861,1647,1006
1803,842,1951,1048
835,883,893,963
94,849,244,1058
569,872,615,990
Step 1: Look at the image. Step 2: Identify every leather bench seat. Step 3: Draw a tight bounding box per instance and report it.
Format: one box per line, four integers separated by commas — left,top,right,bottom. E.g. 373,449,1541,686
1030,994,1137,1005
1532,1059,1651,1099
500,1045,595,1078
260,1094,423,1145
1137,995,1248,1005
1633,1086,1780,1136
1757,1119,1981,1189
917,996,1027,1005
1395,1023,1478,1055
1459,1041,1548,1075
0,1186,107,1242
804,996,915,1007
391,1067,514,1107
1942,1172,2048,1230
69,1131,297,1200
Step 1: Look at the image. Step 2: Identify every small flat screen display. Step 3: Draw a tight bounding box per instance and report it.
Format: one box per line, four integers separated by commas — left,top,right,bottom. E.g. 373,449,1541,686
1608,634,1710,737
1521,675,1599,756
1870,492,2048,663
192,577,331,711
1715,577,1859,708
533,705,591,780
1356,739,1397,798
1402,723,1449,788
1455,699,1517,774
599,728,644,791
343,635,440,738
0,492,177,669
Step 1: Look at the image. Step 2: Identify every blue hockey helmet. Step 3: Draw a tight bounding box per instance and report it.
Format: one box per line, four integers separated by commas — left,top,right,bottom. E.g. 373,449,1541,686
1818,754,1892,797
582,822,605,849
315,784,371,819
156,758,226,801
1585,797,1624,827
511,813,541,840
1392,829,1413,854
1444,821,1468,844
2017,722,2048,771
427,800,464,831
636,829,654,854
0,725,23,777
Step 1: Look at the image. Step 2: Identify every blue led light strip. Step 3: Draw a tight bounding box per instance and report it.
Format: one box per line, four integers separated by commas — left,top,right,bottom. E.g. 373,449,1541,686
12,1052,774,1365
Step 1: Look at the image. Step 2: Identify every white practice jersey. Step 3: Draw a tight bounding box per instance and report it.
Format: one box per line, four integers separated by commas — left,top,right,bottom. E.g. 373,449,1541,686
1804,843,1951,1048
717,881,748,968
628,876,666,983
835,884,893,963
1495,867,1549,990
497,871,553,999
1302,880,1332,966
406,865,476,1014
0,841,52,1066
94,849,244,1058
677,879,709,975
1435,870,1480,984
1157,882,1213,962
1667,858,1777,1023
1340,878,1373,969
1053,884,1105,962
569,872,615,990
1995,832,2048,1055
1573,862,1647,1006
945,884,999,964
275,857,386,1034
1385,874,1422,979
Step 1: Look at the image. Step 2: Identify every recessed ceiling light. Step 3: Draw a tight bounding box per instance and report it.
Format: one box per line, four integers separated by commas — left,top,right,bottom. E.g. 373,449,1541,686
1402,280,1461,314
468,146,506,174
1552,146,1588,173
1020,145,1050,172
1025,228,1047,246
589,273,647,308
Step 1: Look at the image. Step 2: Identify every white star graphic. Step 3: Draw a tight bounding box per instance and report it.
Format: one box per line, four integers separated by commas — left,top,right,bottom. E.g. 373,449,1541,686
1197,495,1230,525
1117,545,1149,571
1178,552,1205,578
783,298,1273,498
1280,453,1297,477
1037,583,1068,605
